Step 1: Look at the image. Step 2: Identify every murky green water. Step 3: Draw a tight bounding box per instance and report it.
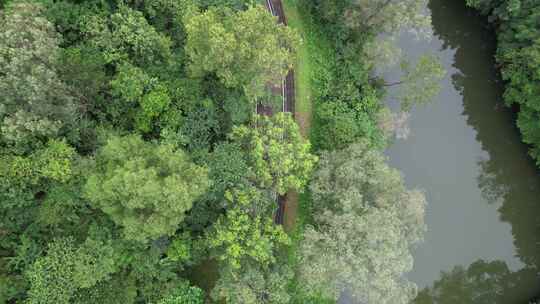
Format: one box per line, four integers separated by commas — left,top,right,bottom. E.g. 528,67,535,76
385,1,540,303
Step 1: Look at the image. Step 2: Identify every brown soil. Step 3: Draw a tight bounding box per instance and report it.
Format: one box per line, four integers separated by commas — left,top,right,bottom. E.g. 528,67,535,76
283,191,299,231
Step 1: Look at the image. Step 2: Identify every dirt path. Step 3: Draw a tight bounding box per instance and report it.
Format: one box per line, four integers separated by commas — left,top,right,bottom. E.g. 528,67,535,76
259,0,298,229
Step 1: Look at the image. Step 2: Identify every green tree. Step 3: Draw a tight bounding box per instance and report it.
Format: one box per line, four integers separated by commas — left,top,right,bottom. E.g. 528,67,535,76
208,208,289,270
73,275,137,304
0,139,76,236
299,206,424,303
156,282,204,304
0,2,78,152
84,134,209,242
185,5,300,100
466,0,540,165
299,142,426,303
502,40,540,162
230,113,317,195
314,101,379,151
206,142,249,199
110,62,172,132
26,237,117,304
310,141,404,212
83,4,172,66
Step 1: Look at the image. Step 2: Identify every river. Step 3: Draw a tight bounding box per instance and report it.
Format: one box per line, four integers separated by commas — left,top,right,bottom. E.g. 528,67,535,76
384,0,540,303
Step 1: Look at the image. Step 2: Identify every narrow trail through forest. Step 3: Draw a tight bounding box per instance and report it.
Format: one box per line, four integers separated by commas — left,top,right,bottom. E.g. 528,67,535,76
258,0,297,228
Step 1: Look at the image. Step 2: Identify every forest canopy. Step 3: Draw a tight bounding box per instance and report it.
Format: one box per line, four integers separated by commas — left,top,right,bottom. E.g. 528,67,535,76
0,0,431,303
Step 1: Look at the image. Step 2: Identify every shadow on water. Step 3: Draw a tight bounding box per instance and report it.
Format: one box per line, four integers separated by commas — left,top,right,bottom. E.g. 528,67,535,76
414,0,540,302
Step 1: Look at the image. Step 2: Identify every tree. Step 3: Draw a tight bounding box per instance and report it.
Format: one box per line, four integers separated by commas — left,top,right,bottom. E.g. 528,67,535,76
389,54,446,111
156,282,204,304
26,237,117,304
347,2,444,112
466,0,523,19
212,262,292,304
185,5,300,100
344,0,431,38
208,208,289,270
299,203,425,303
0,139,76,236
206,142,249,200
84,134,209,242
110,62,172,132
314,101,379,151
501,39,540,163
83,4,172,66
0,2,78,152
230,113,317,195
299,142,426,303
465,1,540,165
310,141,405,213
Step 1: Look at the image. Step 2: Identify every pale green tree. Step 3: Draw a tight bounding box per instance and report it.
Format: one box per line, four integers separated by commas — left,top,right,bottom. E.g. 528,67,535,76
230,113,317,195
345,0,431,38
185,5,300,100
300,142,426,303
0,2,78,151
0,139,76,189
84,134,209,242
390,54,446,111
310,141,405,213
212,262,292,304
350,0,443,111
299,206,423,304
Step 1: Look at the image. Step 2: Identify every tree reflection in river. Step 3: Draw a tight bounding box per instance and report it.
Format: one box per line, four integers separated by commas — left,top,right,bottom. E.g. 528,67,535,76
414,260,539,304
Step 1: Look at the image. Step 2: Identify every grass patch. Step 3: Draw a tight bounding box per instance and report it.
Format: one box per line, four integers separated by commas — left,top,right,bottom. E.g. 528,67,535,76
283,0,312,136
281,2,335,303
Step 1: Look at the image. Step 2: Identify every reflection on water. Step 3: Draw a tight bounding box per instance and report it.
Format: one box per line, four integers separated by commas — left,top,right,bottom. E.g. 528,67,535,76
415,260,539,304
385,0,540,302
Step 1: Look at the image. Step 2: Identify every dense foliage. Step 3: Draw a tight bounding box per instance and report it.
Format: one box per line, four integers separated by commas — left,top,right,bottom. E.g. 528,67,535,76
0,0,433,302
0,0,313,303
466,0,540,165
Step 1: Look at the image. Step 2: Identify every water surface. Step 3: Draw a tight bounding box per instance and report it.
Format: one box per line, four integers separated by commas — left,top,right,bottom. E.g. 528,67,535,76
385,1,540,302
